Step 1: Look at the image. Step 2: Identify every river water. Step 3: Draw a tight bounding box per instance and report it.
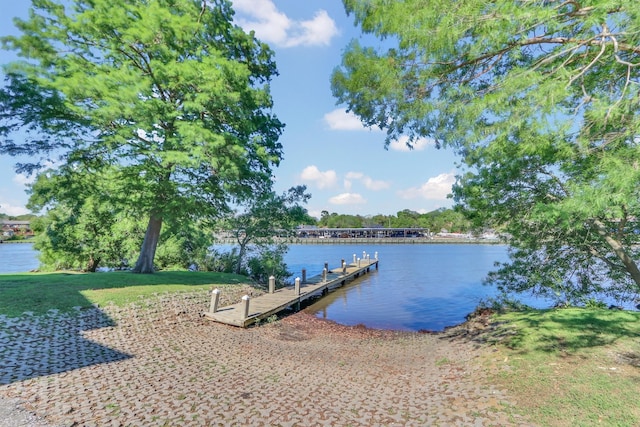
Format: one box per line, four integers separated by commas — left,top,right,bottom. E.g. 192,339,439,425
284,243,551,331
0,242,552,331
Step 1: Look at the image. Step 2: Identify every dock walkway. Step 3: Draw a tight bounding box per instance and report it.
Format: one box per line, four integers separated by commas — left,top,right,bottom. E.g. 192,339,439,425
204,256,379,327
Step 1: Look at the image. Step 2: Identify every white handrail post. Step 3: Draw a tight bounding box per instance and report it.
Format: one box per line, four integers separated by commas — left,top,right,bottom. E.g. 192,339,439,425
210,289,221,313
241,295,250,319
295,277,301,295
268,276,275,294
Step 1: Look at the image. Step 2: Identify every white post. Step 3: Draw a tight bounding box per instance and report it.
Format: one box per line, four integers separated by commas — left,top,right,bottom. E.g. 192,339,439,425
375,251,378,260
210,289,221,313
352,254,357,264
322,268,327,282
241,295,250,319
269,276,275,294
362,251,366,260
295,277,301,295
342,261,347,273
358,257,361,267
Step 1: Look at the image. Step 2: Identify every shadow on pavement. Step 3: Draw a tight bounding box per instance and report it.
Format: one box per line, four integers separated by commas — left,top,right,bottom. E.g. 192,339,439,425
0,308,131,385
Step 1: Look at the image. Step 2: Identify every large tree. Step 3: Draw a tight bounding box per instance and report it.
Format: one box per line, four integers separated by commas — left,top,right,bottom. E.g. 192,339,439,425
333,1,640,303
0,0,283,273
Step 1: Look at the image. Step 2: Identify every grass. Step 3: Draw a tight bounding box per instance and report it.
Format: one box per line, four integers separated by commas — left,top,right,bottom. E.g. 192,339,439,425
0,270,250,317
481,307,640,426
3,271,640,425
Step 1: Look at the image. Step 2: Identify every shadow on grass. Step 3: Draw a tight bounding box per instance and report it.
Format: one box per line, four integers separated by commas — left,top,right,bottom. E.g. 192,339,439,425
0,271,248,386
443,307,640,355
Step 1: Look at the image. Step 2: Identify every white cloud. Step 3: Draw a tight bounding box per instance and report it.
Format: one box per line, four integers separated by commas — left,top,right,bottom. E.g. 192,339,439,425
324,109,380,131
397,172,456,200
389,135,434,152
232,1,338,48
286,10,338,47
0,200,30,216
299,165,337,189
345,171,390,191
329,192,366,205
306,209,323,220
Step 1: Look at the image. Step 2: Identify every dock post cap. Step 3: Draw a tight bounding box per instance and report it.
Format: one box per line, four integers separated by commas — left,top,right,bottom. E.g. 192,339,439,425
241,294,251,319
210,288,222,313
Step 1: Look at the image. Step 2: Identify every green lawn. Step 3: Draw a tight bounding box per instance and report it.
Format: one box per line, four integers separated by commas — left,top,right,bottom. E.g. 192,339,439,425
3,271,640,426
484,308,640,426
0,270,250,317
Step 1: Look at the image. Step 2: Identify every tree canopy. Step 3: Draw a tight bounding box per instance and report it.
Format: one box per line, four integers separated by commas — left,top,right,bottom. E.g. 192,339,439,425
333,0,640,303
1,0,283,273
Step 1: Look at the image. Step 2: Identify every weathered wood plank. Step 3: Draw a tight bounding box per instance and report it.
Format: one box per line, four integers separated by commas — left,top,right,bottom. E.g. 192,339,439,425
203,258,379,327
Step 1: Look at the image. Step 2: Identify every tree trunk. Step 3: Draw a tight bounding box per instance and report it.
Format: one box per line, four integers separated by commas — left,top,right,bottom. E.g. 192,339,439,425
236,242,247,275
86,255,100,273
592,219,640,288
133,214,163,274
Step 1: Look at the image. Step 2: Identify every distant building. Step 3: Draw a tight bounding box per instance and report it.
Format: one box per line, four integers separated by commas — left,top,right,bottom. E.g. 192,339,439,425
0,220,33,237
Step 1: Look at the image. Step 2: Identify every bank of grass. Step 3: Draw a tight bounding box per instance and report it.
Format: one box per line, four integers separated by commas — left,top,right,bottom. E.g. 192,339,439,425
0,270,251,317
483,307,640,426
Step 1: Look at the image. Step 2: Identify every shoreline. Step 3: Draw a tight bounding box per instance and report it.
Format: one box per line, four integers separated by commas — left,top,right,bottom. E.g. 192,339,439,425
0,290,528,426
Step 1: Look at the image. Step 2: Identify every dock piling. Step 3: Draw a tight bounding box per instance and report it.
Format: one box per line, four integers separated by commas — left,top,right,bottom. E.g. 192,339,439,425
241,295,250,319
322,268,327,282
302,269,307,284
210,289,221,313
268,276,275,294
295,277,301,295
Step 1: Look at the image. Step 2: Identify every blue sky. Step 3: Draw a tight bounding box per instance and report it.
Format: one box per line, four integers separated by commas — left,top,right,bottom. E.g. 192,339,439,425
0,0,457,218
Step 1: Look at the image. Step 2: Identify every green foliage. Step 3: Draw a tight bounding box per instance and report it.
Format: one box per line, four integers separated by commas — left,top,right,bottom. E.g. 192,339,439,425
222,185,310,274
334,0,640,300
582,298,608,310
246,244,291,287
1,0,284,273
316,208,471,233
205,248,246,275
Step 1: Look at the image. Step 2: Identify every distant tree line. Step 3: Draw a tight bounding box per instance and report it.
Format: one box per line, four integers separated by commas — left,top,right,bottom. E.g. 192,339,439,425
311,208,473,234
0,213,39,222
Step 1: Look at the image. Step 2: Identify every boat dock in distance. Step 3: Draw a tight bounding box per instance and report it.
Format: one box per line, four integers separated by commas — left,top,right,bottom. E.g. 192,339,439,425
204,252,379,328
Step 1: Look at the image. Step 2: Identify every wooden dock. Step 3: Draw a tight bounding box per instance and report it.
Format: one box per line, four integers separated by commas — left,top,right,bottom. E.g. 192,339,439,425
204,256,379,327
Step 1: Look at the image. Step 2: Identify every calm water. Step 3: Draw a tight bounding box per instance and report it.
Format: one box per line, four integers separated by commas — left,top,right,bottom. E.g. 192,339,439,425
0,242,39,273
284,243,549,331
0,242,549,331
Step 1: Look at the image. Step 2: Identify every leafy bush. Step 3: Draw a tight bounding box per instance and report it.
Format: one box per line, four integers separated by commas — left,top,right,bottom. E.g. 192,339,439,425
247,244,290,288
